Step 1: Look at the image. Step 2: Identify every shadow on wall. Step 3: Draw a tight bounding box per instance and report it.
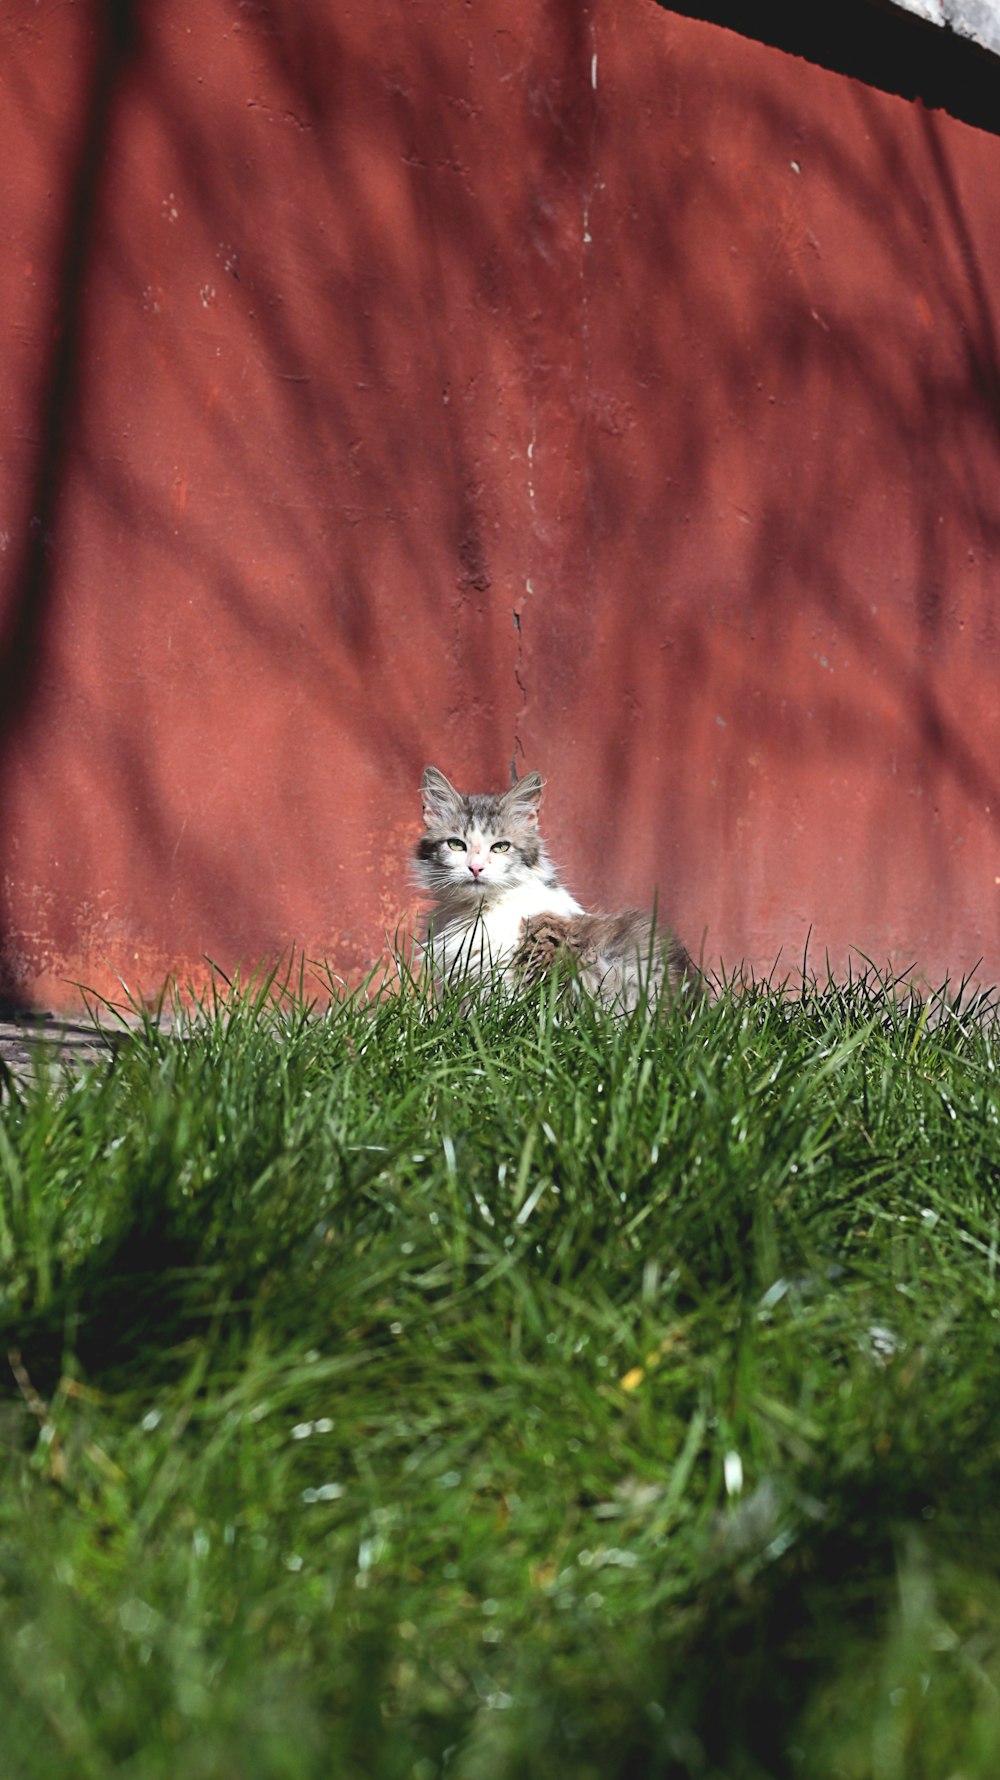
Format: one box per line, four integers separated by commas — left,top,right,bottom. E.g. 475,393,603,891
1,0,999,1000
0,0,141,1005
567,50,1000,969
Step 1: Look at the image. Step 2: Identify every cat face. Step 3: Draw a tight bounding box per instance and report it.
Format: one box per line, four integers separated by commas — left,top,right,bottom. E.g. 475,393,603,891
415,766,546,901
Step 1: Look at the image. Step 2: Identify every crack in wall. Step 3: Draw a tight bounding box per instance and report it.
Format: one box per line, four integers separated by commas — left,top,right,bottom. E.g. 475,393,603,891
510,10,598,789
510,582,531,783
511,411,538,782
579,9,600,629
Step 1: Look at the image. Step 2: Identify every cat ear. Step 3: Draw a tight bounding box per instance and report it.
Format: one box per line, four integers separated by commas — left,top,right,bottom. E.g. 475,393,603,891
420,766,462,829
503,770,543,828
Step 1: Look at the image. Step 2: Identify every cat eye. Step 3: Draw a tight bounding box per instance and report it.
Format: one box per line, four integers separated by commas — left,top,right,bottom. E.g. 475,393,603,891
490,840,511,853
445,837,467,852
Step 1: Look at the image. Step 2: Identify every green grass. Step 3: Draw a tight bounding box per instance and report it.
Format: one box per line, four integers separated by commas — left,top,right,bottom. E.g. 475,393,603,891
3,961,1000,1778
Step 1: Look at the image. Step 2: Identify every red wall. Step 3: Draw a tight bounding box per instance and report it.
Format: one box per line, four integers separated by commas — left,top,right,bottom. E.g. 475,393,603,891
2,0,999,1006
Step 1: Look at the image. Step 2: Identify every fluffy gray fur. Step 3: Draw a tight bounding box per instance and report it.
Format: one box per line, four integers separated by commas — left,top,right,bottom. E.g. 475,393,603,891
414,765,583,987
513,909,699,1013
413,765,696,1009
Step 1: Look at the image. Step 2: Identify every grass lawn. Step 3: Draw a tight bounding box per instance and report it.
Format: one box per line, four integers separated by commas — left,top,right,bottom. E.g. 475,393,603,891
2,963,1000,1778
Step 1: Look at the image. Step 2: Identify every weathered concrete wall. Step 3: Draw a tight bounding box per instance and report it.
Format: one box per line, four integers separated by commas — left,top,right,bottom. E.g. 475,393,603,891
1,0,999,1006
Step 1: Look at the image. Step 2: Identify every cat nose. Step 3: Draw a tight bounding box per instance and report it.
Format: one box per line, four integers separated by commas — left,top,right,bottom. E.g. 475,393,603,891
469,861,484,879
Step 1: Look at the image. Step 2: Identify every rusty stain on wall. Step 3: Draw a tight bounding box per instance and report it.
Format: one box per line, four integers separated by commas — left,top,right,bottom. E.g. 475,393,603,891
0,0,999,1007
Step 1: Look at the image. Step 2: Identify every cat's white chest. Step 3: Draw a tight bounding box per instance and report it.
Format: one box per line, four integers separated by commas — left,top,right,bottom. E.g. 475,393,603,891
433,880,582,982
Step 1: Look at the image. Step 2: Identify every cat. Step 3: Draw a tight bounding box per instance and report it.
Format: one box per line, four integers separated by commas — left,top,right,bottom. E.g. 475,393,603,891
414,765,582,987
513,909,698,1013
414,765,698,1009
